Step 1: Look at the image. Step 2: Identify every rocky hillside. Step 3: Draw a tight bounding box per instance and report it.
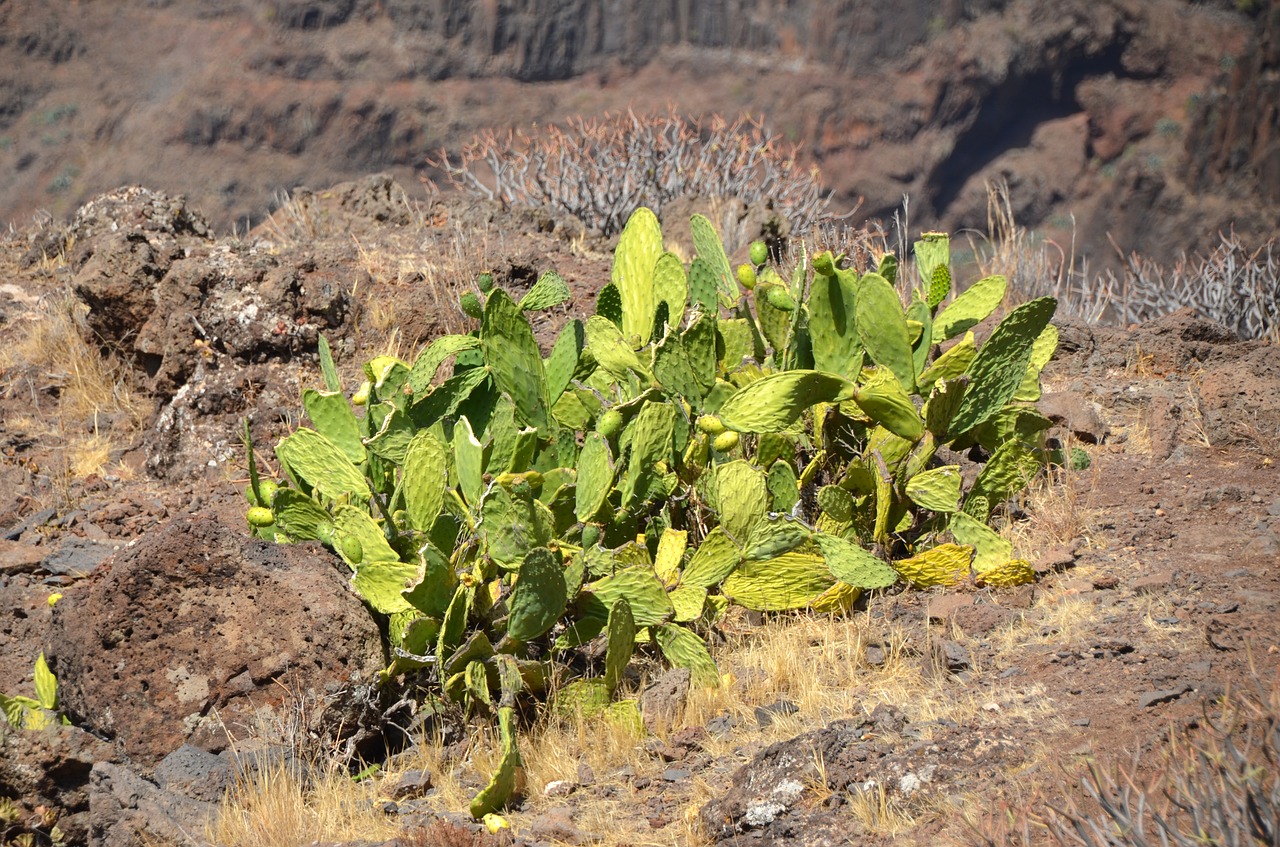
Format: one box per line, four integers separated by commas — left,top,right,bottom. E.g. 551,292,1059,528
1,0,1276,266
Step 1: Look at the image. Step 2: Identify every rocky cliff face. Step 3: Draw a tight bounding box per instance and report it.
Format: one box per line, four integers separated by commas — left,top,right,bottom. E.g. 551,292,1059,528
0,0,1274,266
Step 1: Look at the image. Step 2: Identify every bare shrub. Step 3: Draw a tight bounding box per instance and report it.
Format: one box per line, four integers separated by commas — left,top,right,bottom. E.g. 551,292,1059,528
427,109,831,238
973,677,1280,847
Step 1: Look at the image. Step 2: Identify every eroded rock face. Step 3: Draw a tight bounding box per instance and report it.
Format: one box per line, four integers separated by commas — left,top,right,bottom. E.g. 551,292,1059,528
46,515,385,767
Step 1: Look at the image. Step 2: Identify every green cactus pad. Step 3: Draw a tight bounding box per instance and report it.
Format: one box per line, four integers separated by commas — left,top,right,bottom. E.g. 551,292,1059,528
469,705,521,819
596,283,624,327
653,252,689,330
403,431,449,531
965,441,1041,519
933,275,1007,341
743,515,812,561
275,428,369,501
584,566,674,626
669,583,708,622
814,533,899,589
682,313,719,394
766,461,800,513
1013,323,1060,402
690,213,737,302
717,370,853,433
653,528,688,587
302,389,364,465
613,207,662,344
892,543,973,587
948,297,1057,435
655,623,720,687
927,265,952,311
808,262,862,378
351,559,421,615
722,551,835,611
620,401,675,508
974,557,1036,587
586,315,653,382
269,488,333,542
409,366,492,429
506,547,568,643
918,332,976,391
334,504,399,564
454,416,486,507
403,542,456,617
717,318,755,373
817,484,855,522
653,332,702,401
480,484,554,567
904,465,963,513
545,319,585,405
681,527,741,589
852,369,924,442
574,432,615,522
519,270,572,312
687,258,720,316
856,272,917,393
714,461,769,544
604,598,637,695
482,289,551,431
948,511,1013,572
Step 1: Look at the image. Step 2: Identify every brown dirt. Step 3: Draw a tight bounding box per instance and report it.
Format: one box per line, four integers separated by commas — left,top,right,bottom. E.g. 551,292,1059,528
0,179,1277,845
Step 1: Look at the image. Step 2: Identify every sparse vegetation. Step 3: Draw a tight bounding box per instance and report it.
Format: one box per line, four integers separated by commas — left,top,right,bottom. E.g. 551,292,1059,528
427,110,831,240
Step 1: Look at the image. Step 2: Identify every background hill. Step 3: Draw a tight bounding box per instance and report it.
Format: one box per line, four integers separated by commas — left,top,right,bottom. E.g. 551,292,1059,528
1,0,1277,267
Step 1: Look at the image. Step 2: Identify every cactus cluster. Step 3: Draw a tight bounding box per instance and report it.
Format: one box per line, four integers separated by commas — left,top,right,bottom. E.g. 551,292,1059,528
243,212,1062,817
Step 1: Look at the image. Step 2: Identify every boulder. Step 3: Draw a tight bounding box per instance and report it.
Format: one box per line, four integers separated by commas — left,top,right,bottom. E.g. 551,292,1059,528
47,515,386,767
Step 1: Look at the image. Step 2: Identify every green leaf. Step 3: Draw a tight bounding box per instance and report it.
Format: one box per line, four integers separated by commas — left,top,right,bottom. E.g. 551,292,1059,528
34,652,57,711
717,371,854,433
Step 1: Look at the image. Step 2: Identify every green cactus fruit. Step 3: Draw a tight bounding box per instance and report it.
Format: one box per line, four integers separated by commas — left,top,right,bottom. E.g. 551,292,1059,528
352,380,370,406
696,415,725,435
749,240,769,266
892,543,972,587
948,296,1057,435
518,271,571,312
597,409,625,438
934,274,1007,341
246,506,275,528
717,370,854,434
477,272,495,293
765,285,797,312
712,430,740,453
813,251,837,276
604,598,636,695
257,479,279,505
460,291,485,319
737,263,757,290
856,272,917,393
928,265,952,310
580,523,602,550
506,547,568,643
337,533,364,565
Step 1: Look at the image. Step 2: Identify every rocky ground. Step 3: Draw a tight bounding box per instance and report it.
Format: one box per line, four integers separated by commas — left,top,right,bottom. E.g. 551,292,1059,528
0,178,1277,847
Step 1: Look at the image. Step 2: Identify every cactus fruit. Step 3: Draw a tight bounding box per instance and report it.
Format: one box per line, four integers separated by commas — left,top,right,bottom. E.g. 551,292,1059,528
461,291,485,319
737,263,758,290
352,380,370,406
749,240,769,266
246,506,275,527
712,430,740,452
697,415,727,435
477,272,495,293
765,285,797,311
597,409,625,438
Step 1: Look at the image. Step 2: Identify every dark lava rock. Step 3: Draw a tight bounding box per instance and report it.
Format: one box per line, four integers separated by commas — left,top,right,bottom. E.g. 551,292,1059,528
46,514,385,766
